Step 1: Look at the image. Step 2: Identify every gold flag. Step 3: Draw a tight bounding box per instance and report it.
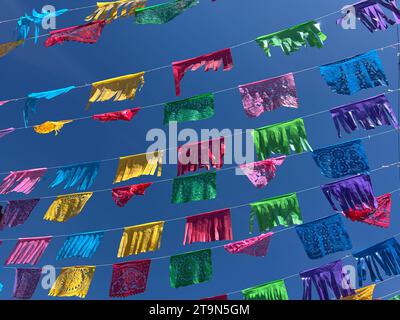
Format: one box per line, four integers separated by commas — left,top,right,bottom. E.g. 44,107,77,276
34,120,73,135
44,192,93,222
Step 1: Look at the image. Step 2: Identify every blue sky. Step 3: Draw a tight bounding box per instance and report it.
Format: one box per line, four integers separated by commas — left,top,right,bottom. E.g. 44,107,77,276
0,0,399,300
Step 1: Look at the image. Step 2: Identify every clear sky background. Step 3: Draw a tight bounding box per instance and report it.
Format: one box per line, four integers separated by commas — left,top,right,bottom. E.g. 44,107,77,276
0,0,399,300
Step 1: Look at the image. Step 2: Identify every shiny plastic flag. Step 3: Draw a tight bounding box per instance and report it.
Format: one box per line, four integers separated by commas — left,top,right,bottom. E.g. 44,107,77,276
49,266,95,298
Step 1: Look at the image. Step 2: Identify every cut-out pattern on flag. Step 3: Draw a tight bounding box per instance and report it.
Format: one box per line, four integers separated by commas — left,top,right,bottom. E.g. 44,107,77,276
253,118,312,160
0,40,24,58
34,120,73,135
344,193,391,228
117,221,165,257
45,20,107,47
341,284,376,300
184,208,232,245
112,182,153,207
0,168,47,195
85,0,147,22
56,231,104,260
86,72,145,109
44,192,93,222
312,139,370,179
256,20,327,57
390,294,400,300
13,268,42,299
172,48,233,96
50,163,99,192
201,294,228,300
0,199,40,230
353,237,400,286
135,0,199,24
49,266,95,298
240,156,286,188
224,232,273,257
300,260,355,300
109,259,151,298
5,236,52,265
330,94,399,137
242,279,289,300
24,86,76,127
250,193,302,233
177,137,225,176
164,93,215,124
320,50,388,95
296,214,352,259
337,0,400,32
114,151,163,183
0,128,15,139
169,249,212,288
93,107,140,122
171,171,217,204
321,174,377,212
238,73,299,118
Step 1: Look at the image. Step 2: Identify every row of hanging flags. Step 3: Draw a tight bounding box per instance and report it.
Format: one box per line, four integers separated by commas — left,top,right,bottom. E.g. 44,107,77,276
0,0,398,300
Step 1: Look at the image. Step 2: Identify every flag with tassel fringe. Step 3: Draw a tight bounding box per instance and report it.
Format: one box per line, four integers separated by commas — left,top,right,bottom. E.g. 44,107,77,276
92,107,140,122
164,93,215,124
171,171,217,204
390,294,400,300
250,193,302,233
13,268,42,299
85,0,147,22
255,20,327,57
117,221,165,257
34,120,73,135
341,284,376,300
45,20,107,47
353,237,400,286
300,260,355,300
170,249,212,288
5,236,52,265
320,50,388,95
24,86,76,127
86,72,145,109
49,266,95,298
296,214,352,259
0,128,15,139
0,100,10,106
109,259,151,297
337,0,400,32
344,193,391,228
321,174,378,213
112,182,153,207
172,48,233,96
239,156,286,188
0,199,40,230
224,232,273,257
177,137,225,176
183,208,232,245
201,294,228,300
238,73,299,118
0,40,24,58
312,139,370,179
252,118,312,160
0,168,47,195
50,162,100,191
135,0,199,24
113,151,163,183
44,192,93,222
330,94,399,137
242,280,289,300
56,231,104,260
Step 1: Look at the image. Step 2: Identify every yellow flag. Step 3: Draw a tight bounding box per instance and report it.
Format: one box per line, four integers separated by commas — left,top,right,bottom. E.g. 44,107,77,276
0,40,24,58
118,221,165,257
341,284,375,300
86,72,145,109
85,0,147,22
114,150,163,183
34,120,73,135
49,266,96,298
44,192,93,222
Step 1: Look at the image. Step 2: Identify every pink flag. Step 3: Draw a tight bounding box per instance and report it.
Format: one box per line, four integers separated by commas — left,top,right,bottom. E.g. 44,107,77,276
111,182,153,207
0,168,47,195
0,100,11,107
224,232,273,257
93,107,140,122
5,236,52,265
0,128,15,139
